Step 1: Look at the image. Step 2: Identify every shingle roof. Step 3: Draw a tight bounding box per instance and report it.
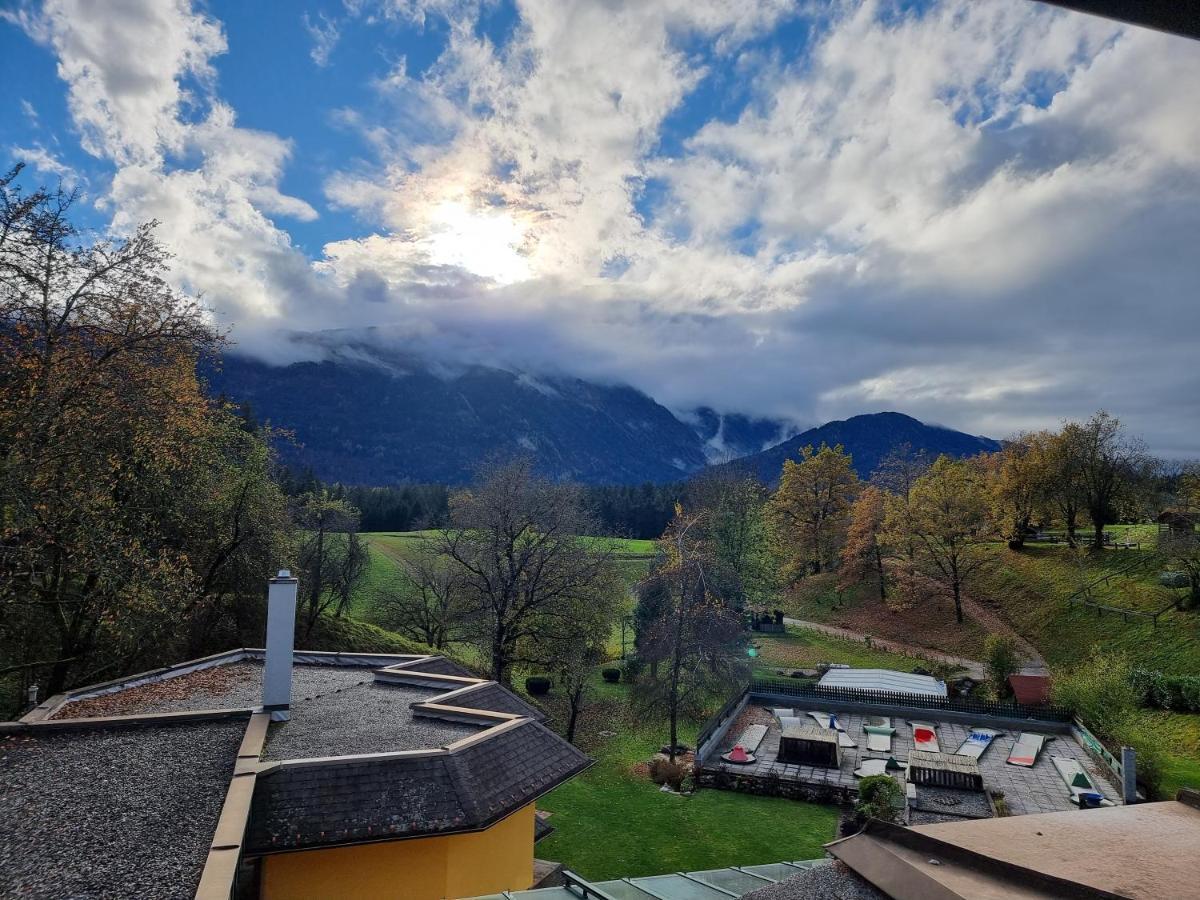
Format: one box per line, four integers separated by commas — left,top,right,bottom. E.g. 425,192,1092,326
246,718,589,853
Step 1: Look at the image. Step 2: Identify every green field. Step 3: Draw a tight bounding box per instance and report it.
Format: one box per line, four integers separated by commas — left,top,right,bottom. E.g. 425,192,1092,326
752,625,946,675
535,675,838,879
355,531,656,657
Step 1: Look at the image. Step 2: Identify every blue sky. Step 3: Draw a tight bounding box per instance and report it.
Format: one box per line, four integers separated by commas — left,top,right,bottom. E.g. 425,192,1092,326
3,0,1200,454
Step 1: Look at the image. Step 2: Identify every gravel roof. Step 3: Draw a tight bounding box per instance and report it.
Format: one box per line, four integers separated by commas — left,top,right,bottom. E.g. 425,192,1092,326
263,681,482,761
0,718,245,900
53,661,369,719
742,861,888,900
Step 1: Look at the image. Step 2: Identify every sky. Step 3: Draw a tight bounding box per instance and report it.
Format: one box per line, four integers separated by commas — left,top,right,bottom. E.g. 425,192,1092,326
2,0,1199,455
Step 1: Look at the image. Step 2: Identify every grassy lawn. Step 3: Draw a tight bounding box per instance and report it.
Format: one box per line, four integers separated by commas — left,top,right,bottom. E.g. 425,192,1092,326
536,677,838,879
1130,708,1200,797
752,625,942,674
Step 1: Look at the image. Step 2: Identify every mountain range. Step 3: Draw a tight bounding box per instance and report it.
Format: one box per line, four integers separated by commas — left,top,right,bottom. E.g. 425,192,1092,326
726,411,1002,484
206,349,999,485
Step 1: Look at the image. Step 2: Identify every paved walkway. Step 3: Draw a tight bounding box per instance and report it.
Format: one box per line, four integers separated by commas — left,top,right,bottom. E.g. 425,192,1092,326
782,617,986,680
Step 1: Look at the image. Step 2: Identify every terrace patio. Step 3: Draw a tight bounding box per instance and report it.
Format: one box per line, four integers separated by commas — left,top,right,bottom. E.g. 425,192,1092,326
701,704,1120,818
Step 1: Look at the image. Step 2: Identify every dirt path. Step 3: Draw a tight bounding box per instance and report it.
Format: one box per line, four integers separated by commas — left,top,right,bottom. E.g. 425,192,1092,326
781,616,986,680
958,594,1049,675
785,589,1050,679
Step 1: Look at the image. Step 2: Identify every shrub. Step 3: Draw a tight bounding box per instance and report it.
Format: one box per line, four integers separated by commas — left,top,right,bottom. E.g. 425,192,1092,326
525,676,552,696
648,757,687,790
601,667,621,684
1132,669,1200,713
620,656,645,683
1112,716,1168,799
855,775,903,823
984,634,1021,697
1053,649,1139,738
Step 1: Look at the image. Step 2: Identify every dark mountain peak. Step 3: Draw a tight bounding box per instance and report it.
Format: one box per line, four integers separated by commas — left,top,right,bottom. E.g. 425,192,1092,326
724,411,1000,484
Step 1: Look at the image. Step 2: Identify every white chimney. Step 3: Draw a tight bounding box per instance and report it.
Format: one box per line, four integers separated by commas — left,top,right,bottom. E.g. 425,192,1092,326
264,569,298,721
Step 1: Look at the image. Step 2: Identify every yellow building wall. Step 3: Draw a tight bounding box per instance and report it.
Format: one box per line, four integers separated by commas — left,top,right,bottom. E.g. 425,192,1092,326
260,803,536,900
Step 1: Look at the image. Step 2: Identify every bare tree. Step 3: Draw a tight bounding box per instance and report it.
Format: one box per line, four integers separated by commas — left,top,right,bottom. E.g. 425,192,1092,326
377,539,466,649
1064,412,1150,550
635,506,748,762
295,492,368,638
437,459,619,687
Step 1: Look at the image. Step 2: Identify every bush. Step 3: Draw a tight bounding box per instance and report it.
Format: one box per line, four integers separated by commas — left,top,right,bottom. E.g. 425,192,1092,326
525,676,552,696
648,757,687,790
855,775,903,823
984,634,1021,698
620,657,644,684
1132,669,1200,713
1112,716,1167,799
601,667,621,684
1053,649,1139,738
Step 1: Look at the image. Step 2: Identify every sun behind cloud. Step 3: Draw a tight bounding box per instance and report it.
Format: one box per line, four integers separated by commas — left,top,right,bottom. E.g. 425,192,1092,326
424,200,532,285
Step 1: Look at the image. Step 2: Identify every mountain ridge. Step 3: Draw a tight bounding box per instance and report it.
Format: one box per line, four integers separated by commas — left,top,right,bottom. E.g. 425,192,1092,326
723,411,1002,483
206,349,999,486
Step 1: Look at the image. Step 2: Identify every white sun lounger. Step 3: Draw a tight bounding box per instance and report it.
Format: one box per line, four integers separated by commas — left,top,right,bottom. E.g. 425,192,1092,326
910,721,940,753
808,711,857,748
853,757,907,778
735,724,769,755
1051,756,1115,806
955,728,1002,760
1007,732,1050,767
863,715,895,752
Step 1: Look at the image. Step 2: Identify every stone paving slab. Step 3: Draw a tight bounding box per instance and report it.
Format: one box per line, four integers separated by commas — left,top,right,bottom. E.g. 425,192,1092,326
706,706,1119,815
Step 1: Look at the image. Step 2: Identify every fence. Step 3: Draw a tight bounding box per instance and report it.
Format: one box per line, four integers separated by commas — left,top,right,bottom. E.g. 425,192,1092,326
749,678,1075,723
695,688,750,760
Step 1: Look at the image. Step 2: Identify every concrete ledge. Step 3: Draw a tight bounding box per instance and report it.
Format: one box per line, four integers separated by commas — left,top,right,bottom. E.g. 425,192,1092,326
412,702,521,725
1,707,254,733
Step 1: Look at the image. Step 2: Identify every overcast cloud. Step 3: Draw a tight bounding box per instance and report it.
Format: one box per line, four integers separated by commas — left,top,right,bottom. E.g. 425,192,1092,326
5,0,1200,454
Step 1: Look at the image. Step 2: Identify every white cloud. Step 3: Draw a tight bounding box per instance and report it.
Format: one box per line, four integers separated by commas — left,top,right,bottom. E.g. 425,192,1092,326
304,11,341,67
17,0,1200,453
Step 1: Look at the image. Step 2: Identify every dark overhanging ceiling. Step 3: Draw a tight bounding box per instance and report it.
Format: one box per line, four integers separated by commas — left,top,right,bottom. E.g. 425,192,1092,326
1032,1,1200,40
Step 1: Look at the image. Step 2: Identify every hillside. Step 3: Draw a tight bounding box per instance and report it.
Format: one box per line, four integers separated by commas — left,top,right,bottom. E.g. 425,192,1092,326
208,349,711,485
727,411,1001,483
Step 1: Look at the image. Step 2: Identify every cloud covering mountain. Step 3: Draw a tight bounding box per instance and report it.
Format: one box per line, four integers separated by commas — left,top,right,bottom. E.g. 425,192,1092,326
4,0,1199,454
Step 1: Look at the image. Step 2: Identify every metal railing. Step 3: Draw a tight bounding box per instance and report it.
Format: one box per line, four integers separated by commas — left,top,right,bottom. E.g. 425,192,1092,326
749,678,1074,722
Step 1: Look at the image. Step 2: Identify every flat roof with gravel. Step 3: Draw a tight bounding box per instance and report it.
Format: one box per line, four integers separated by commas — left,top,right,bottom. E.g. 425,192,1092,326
10,650,592,880
0,717,246,900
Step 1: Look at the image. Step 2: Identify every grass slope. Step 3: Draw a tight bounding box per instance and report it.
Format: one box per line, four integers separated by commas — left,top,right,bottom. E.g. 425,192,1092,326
536,675,837,879
973,537,1199,674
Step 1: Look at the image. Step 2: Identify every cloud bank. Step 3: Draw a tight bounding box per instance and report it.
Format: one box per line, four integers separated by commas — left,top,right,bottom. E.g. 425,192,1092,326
9,0,1200,454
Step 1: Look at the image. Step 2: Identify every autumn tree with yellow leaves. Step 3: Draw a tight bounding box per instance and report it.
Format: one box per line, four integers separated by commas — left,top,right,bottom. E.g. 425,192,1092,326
768,443,860,579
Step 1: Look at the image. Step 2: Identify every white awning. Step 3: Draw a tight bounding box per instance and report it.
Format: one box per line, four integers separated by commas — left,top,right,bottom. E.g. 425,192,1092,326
818,667,947,698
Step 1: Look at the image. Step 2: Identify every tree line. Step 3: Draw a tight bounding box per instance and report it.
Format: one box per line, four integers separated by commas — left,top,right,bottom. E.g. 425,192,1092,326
0,169,370,714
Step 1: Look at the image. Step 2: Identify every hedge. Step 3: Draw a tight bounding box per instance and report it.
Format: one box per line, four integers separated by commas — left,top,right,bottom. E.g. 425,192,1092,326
1132,669,1200,713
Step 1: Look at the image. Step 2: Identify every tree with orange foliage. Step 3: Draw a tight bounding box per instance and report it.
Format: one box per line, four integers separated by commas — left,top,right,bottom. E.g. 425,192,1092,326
769,443,860,578
839,485,888,602
0,166,290,702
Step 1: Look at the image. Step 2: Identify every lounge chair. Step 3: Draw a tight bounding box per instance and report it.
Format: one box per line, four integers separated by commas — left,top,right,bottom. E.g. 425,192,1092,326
1051,756,1115,807
854,757,907,778
1006,732,1051,767
955,728,1001,760
910,721,940,753
863,715,895,752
